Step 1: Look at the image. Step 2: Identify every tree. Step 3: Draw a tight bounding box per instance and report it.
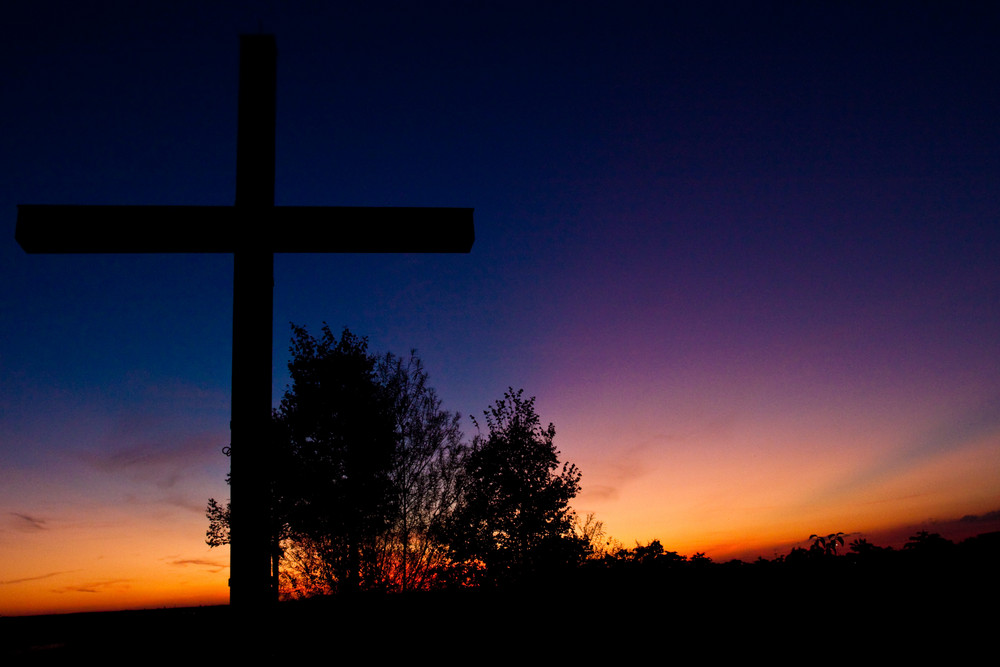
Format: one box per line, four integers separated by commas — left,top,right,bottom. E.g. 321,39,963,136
611,539,687,567
574,511,611,559
443,388,583,585
205,447,231,548
690,552,713,566
275,324,397,593
205,491,230,547
207,324,469,597
903,530,953,553
902,530,956,568
374,350,467,591
809,532,845,556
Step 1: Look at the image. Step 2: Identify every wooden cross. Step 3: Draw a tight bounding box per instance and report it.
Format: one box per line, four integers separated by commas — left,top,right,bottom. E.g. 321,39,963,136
15,35,474,611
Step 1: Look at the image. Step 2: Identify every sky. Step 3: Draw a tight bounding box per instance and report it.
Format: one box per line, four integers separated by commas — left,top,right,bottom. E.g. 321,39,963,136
2,1,999,616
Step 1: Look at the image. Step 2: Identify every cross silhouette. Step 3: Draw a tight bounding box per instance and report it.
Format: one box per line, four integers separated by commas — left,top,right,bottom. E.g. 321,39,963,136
15,35,474,611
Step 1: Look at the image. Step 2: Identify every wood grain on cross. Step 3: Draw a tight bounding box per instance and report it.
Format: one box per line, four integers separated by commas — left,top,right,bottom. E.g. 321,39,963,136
15,35,474,610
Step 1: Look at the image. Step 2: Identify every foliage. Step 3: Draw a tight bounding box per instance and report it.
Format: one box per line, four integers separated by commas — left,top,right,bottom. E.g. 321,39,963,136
610,539,687,567
205,447,231,547
274,325,396,593
849,537,875,554
207,330,594,595
690,552,712,566
205,496,230,547
374,350,467,591
903,530,953,553
443,388,584,585
809,532,845,556
574,511,611,559
207,324,470,596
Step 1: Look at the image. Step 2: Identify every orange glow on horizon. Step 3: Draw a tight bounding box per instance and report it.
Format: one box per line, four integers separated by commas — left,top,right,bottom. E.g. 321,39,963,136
4,392,998,616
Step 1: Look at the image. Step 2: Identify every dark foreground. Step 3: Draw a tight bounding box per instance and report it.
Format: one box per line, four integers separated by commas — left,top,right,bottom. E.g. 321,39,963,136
2,570,991,663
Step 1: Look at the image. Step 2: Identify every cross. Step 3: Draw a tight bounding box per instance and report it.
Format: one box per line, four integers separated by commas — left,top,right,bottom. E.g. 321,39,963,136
15,35,474,612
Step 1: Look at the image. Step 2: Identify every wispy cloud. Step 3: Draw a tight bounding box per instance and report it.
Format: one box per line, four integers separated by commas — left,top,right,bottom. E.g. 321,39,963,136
77,430,224,473
80,443,186,472
1,571,70,585
53,579,131,595
583,484,619,502
583,436,665,503
170,558,218,567
164,556,227,575
169,558,227,571
9,512,47,531
808,398,1000,508
73,434,225,500
163,493,207,514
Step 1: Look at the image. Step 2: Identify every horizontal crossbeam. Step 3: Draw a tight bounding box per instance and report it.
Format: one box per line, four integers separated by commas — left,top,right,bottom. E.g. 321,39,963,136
16,205,474,254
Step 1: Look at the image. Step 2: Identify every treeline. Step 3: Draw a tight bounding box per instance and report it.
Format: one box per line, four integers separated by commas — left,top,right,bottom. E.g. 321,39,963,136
583,529,1000,571
566,529,1000,600
207,325,585,599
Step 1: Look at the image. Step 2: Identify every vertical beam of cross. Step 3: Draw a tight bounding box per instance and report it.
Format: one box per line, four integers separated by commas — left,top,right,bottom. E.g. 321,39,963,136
230,34,277,609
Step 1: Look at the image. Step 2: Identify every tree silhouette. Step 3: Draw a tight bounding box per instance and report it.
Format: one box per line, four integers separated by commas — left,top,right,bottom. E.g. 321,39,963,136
903,530,953,552
443,388,583,586
849,537,874,553
205,450,231,548
574,511,610,559
273,325,396,593
809,532,845,556
375,350,466,591
690,552,712,566
901,531,956,571
208,324,473,597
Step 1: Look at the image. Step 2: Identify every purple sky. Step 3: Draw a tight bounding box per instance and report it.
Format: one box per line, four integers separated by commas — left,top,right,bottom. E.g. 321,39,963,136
2,2,999,614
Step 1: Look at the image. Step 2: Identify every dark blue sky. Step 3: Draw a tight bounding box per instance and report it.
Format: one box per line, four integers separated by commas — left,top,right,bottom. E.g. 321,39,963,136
2,2,999,614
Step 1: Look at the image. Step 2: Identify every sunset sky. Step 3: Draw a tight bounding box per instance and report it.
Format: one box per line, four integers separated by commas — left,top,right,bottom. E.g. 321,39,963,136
2,2,999,616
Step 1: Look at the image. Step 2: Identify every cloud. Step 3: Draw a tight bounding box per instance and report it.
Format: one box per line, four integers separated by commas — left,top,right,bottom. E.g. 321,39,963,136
73,433,225,500
156,472,181,490
9,512,47,531
81,443,182,472
77,431,224,475
581,484,619,502
54,579,131,595
807,398,1000,508
0,571,69,585
959,509,1000,524
580,439,660,504
167,557,227,574
571,436,667,507
164,493,207,514
170,558,226,569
